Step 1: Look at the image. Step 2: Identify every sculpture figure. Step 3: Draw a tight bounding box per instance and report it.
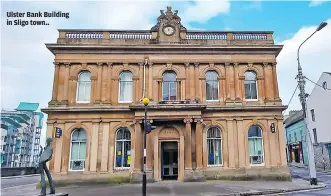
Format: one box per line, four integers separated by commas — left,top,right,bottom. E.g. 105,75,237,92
39,137,55,195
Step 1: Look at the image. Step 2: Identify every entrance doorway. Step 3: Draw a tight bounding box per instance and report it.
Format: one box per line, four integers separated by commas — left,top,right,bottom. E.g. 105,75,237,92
161,141,178,180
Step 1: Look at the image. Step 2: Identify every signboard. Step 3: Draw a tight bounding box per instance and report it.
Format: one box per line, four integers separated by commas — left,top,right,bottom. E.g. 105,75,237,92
270,123,276,133
53,127,62,138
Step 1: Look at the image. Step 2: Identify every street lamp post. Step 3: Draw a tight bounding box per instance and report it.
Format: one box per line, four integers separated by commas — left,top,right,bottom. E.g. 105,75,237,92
142,97,150,196
296,21,327,185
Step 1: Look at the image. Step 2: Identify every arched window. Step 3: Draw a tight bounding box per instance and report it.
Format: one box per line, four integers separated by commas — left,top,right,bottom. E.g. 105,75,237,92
162,71,177,101
207,127,222,166
206,71,219,101
248,125,264,165
77,71,91,103
115,127,131,168
119,71,133,102
69,128,87,171
244,71,258,100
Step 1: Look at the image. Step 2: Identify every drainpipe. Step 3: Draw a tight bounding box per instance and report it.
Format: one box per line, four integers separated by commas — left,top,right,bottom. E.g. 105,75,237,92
141,58,149,101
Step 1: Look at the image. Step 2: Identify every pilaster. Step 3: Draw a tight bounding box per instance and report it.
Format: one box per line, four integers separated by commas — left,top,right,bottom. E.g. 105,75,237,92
184,118,193,169
225,63,231,102
94,63,103,104
194,118,203,169
105,62,113,104
234,63,241,102
272,62,282,103
49,62,60,105
61,63,70,105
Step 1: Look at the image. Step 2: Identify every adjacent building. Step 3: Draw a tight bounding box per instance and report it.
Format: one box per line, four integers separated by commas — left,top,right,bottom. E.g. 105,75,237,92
283,110,308,165
0,102,44,168
42,7,289,182
306,72,331,169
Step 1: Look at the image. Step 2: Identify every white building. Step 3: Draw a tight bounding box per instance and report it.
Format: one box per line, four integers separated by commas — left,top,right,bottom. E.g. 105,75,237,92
306,72,331,169
1,102,44,168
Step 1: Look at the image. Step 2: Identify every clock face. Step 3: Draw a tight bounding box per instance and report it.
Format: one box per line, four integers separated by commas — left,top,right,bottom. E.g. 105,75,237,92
163,26,175,36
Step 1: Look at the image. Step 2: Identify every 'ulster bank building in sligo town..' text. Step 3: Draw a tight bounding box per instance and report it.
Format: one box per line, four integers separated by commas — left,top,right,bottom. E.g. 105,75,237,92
42,7,290,182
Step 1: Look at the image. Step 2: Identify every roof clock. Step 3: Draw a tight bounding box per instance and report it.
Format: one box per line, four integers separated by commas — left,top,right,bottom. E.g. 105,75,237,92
163,25,175,36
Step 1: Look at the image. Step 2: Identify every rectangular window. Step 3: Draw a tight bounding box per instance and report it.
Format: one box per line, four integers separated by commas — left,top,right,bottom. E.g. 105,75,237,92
162,81,177,101
206,81,219,101
77,82,91,102
313,128,318,143
119,80,133,102
248,138,264,164
244,81,257,100
310,109,315,121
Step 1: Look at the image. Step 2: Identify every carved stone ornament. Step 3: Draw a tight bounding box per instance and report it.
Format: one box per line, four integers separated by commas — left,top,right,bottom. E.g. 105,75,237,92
166,63,172,70
81,63,88,69
151,6,186,31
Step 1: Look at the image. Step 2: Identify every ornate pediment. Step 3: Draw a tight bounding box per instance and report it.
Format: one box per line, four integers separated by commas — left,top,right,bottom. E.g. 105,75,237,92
151,6,186,32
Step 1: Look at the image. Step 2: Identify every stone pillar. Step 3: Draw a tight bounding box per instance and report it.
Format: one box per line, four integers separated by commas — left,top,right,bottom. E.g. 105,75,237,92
194,63,199,99
106,63,113,104
234,63,241,101
184,118,193,169
263,63,274,102
56,64,65,102
227,120,235,168
148,62,153,98
195,119,203,169
90,122,99,172
225,63,231,102
236,119,245,168
277,119,287,166
46,123,55,172
133,122,142,171
185,63,190,99
101,64,108,102
54,122,65,174
61,122,72,174
101,122,110,172
146,120,153,171
95,63,102,104
272,62,281,102
50,62,60,104
62,63,70,105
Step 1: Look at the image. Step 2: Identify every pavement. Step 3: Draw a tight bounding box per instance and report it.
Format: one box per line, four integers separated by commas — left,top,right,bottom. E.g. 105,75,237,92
1,165,329,196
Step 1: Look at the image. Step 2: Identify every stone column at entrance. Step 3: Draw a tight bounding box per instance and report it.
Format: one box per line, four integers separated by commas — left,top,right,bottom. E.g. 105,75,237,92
184,118,193,170
195,119,203,169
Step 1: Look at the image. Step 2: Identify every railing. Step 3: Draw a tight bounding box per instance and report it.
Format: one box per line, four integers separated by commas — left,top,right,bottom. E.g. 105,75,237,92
58,30,272,43
110,32,151,39
186,32,227,40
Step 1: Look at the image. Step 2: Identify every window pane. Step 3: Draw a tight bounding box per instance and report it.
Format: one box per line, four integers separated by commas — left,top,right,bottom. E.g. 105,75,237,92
215,139,222,165
71,143,79,160
77,83,85,101
162,82,169,100
163,72,176,81
84,82,91,101
120,81,132,102
79,142,86,159
79,72,90,82
250,82,257,99
115,141,123,167
170,82,177,100
248,139,255,156
244,83,251,99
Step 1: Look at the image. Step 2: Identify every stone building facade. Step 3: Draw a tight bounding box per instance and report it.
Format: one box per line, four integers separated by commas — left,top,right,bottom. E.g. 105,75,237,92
42,7,290,182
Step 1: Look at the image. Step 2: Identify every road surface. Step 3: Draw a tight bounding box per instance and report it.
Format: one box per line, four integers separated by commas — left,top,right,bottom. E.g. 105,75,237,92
1,175,39,188
285,166,331,195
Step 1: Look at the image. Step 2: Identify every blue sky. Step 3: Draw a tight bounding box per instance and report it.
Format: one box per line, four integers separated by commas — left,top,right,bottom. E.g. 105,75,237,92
1,1,331,143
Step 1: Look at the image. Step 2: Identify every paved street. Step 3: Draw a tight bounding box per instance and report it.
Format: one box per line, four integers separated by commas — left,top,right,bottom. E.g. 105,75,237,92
1,166,330,195
284,166,331,195
1,175,39,188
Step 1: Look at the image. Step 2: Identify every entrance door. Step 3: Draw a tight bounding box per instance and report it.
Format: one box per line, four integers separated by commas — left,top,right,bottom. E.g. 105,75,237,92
161,142,178,180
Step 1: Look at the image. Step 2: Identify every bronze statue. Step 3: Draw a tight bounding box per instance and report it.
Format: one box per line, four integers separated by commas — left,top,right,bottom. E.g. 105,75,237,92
39,137,55,195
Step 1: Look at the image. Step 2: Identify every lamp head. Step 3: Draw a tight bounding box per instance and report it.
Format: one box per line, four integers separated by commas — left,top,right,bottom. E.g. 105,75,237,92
142,97,150,106
317,22,327,31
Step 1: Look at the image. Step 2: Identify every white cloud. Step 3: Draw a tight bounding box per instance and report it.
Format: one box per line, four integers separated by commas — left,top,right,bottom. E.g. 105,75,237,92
276,19,331,114
309,0,328,7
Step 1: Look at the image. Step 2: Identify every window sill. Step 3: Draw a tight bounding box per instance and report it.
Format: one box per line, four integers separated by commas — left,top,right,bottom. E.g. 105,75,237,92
68,169,85,172
207,164,223,167
206,100,219,102
114,167,130,171
76,101,90,104
118,101,132,104
250,163,265,167
246,99,258,102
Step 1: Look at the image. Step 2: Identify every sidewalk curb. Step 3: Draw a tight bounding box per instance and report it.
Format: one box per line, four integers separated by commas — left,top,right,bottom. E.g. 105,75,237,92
216,184,327,196
1,174,40,179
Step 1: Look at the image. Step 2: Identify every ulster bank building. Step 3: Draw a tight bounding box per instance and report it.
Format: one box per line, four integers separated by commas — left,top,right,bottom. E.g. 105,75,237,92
42,7,290,183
